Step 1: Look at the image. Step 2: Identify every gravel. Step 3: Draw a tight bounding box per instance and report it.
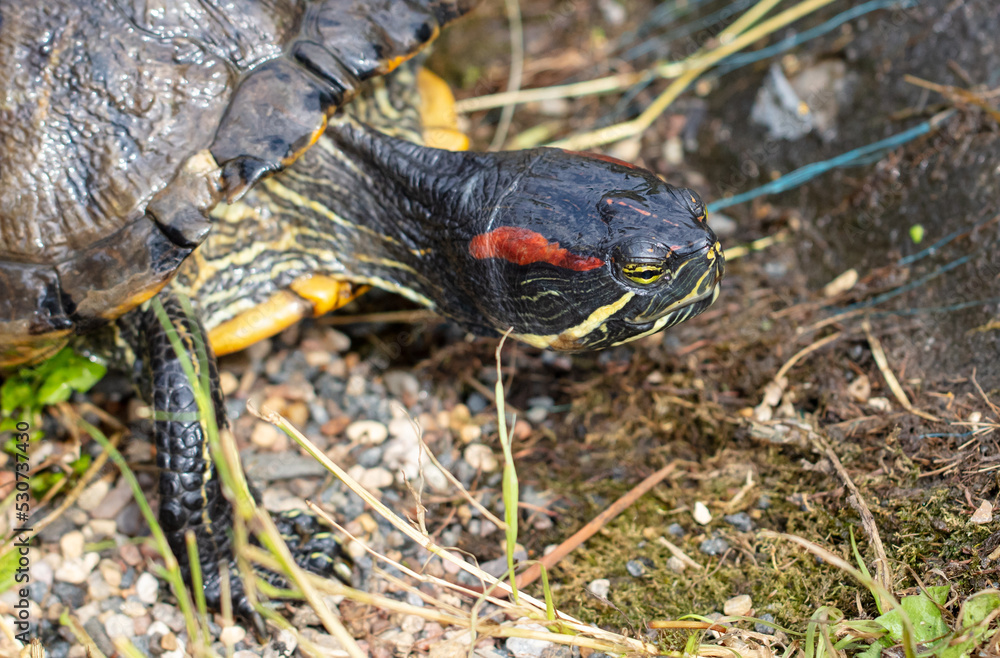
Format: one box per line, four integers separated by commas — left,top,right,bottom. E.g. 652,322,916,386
699,536,731,556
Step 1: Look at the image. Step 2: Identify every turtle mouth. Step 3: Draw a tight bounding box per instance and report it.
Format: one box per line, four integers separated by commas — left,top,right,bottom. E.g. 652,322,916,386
624,282,720,325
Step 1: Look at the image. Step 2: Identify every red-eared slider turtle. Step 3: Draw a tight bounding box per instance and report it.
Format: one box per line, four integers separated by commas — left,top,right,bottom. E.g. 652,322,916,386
0,0,725,632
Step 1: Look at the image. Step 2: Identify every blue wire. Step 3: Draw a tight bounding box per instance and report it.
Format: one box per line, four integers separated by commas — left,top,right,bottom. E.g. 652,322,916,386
717,0,921,73
706,119,935,212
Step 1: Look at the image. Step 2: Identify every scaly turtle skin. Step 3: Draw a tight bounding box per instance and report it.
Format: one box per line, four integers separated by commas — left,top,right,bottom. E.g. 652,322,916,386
0,0,725,633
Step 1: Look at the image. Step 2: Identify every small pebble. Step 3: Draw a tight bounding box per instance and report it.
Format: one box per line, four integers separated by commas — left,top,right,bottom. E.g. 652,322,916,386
667,522,686,537
756,495,771,510
525,407,548,424
99,560,122,589
972,500,994,524
55,554,99,584
666,556,686,573
587,578,611,599
507,623,557,658
867,396,892,412
88,519,117,540
724,512,754,532
219,371,239,396
526,396,555,410
346,419,389,445
699,537,730,556
693,501,712,525
220,625,246,646
250,421,284,449
466,393,488,414
358,466,394,490
76,480,110,512
356,446,384,468
755,612,776,635
388,417,419,441
459,424,482,443
464,444,499,472
135,573,159,605
60,531,85,560
400,614,425,634
104,613,134,639
724,594,753,616
384,370,420,400
626,559,649,577
86,571,112,600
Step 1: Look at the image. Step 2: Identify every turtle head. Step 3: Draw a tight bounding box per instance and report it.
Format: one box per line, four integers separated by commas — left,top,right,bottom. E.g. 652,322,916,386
461,148,725,351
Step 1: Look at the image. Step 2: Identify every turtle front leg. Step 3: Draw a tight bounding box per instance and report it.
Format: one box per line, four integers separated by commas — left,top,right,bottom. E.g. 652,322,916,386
128,293,350,636
131,293,263,628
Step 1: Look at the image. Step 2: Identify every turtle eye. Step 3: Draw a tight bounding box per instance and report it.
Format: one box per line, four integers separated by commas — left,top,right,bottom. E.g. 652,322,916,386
621,262,668,285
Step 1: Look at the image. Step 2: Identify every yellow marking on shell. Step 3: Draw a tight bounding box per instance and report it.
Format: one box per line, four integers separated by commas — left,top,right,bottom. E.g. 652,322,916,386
289,274,368,317
208,290,312,356
417,68,469,152
0,333,71,368
514,292,635,350
101,279,172,320
281,114,329,167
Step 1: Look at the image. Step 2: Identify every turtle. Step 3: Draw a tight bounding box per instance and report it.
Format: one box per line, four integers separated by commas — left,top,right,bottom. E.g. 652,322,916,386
0,0,725,632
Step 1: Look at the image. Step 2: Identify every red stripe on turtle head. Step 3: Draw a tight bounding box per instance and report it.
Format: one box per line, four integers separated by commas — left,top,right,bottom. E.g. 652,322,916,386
469,227,604,272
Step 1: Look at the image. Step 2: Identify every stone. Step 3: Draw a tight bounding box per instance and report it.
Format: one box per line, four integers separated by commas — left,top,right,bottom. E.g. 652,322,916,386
60,531,85,560
104,613,135,639
346,420,389,445
972,500,993,524
724,512,754,532
55,554,99,584
76,480,110,512
693,502,712,525
220,625,246,646
91,479,136,520
666,556,686,573
587,578,611,599
724,594,753,617
464,443,498,472
135,572,159,605
626,558,652,577
699,537,730,556
755,612,776,634
250,421,284,449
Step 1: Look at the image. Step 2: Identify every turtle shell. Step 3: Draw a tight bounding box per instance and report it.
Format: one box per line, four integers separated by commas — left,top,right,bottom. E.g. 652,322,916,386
0,0,473,366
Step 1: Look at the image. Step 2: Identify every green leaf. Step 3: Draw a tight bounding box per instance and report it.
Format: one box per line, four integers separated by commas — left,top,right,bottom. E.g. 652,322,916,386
875,587,950,644
963,592,1000,629
855,640,887,658
910,224,925,244
1,378,34,416
71,454,93,475
36,351,106,405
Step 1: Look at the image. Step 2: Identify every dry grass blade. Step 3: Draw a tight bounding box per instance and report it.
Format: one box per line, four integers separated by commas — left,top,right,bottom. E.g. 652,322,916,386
548,0,837,150
775,331,842,382
862,319,939,422
489,0,523,151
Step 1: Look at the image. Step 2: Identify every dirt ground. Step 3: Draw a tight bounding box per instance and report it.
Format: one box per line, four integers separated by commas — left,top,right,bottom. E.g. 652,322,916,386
416,0,1000,638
